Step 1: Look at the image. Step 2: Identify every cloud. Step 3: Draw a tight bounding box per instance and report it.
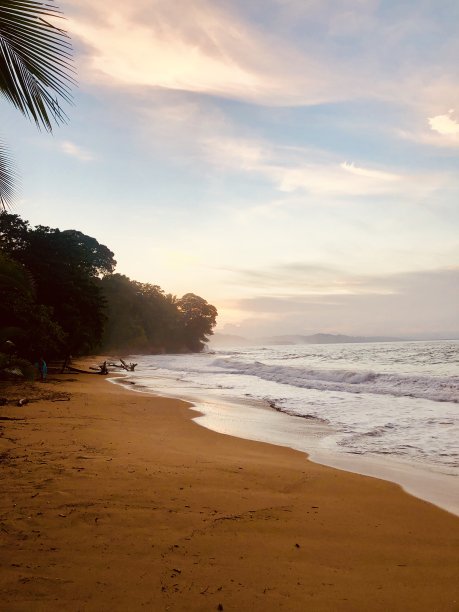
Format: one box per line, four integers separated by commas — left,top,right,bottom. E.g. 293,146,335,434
66,0,343,106
396,109,459,149
340,162,399,183
61,0,459,120
123,96,428,198
275,162,399,196
229,262,399,296
202,135,447,198
115,92,454,202
222,267,459,337
429,111,459,138
60,141,95,162
72,11,260,94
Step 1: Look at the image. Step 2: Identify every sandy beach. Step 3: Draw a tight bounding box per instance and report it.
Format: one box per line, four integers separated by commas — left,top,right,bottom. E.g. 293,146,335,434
1,372,458,612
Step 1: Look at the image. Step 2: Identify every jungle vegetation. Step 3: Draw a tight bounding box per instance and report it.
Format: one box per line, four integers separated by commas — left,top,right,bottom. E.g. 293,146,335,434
0,212,218,363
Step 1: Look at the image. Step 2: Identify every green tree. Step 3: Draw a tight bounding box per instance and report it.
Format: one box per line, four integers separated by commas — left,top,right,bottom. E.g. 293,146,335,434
177,293,218,352
133,282,181,352
0,211,28,252
100,277,218,354
0,212,116,355
0,0,74,208
100,276,178,353
100,274,149,353
23,225,115,355
0,251,64,357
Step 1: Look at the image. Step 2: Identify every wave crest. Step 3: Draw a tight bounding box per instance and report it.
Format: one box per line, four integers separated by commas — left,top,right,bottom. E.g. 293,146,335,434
212,358,459,404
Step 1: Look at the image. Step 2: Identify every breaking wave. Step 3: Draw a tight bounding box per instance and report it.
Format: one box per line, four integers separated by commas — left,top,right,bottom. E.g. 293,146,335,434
212,358,459,404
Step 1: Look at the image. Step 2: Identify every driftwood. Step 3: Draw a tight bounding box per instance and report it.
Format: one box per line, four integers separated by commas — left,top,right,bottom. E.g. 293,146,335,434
66,366,99,375
64,359,133,375
88,362,109,374
99,361,109,375
66,365,107,376
61,356,108,374
105,360,138,372
120,359,137,372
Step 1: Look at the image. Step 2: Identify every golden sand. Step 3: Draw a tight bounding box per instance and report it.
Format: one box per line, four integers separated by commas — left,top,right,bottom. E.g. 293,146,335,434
0,372,458,611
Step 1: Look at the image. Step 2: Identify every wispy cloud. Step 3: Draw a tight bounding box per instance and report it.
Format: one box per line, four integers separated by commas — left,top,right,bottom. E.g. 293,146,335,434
274,161,400,196
229,262,399,296
221,267,459,337
64,0,459,115
125,92,457,199
130,98,422,198
203,135,447,198
340,162,399,183
60,141,95,162
66,0,340,106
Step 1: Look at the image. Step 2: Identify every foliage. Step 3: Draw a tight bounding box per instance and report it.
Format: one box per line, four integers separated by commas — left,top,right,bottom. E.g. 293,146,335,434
0,138,15,209
0,0,74,208
100,275,217,354
0,212,115,356
0,250,65,357
1,212,218,359
0,210,28,252
177,293,218,352
99,274,149,353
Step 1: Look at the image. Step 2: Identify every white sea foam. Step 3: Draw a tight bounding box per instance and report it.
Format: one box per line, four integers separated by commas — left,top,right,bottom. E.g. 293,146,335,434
211,358,459,403
123,341,459,477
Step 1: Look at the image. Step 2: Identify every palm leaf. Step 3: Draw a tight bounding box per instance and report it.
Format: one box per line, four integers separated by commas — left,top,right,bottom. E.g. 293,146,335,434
0,1,74,209
0,0,75,131
0,138,16,209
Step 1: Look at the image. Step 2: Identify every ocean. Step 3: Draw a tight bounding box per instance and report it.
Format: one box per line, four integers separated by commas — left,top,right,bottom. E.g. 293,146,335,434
113,340,459,514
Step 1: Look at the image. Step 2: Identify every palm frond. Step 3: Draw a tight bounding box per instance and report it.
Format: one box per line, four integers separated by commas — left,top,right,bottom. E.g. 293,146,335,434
0,139,16,209
0,0,75,131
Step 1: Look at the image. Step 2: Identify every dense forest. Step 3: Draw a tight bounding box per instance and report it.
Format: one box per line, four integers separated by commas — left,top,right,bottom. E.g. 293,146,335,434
0,212,217,367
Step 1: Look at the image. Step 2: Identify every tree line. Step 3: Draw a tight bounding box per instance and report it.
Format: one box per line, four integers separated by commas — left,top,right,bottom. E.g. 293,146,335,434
0,212,217,363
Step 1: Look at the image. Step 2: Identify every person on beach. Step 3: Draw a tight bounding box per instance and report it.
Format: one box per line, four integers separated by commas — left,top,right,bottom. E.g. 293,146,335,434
39,357,47,382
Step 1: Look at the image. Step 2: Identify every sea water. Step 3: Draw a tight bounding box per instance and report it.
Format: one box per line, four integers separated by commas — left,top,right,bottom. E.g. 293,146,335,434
114,340,459,514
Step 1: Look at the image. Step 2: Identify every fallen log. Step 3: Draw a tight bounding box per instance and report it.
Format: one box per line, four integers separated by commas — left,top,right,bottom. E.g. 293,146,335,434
120,359,137,372
99,361,109,375
66,366,107,375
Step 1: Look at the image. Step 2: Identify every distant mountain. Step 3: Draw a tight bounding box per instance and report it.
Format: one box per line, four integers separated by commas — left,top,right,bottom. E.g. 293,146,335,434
260,333,403,345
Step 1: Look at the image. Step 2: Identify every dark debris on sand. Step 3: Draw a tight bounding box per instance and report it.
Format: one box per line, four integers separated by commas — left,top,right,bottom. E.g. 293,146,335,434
0,380,71,407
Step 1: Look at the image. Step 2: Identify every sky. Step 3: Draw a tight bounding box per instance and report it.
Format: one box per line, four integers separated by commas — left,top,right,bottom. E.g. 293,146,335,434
4,0,459,338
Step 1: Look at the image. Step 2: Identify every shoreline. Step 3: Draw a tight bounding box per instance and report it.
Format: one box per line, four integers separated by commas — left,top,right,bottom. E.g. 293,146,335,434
111,375,459,517
1,372,459,610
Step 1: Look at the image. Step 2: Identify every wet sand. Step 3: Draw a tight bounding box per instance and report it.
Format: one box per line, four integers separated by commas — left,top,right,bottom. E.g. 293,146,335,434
0,373,458,611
